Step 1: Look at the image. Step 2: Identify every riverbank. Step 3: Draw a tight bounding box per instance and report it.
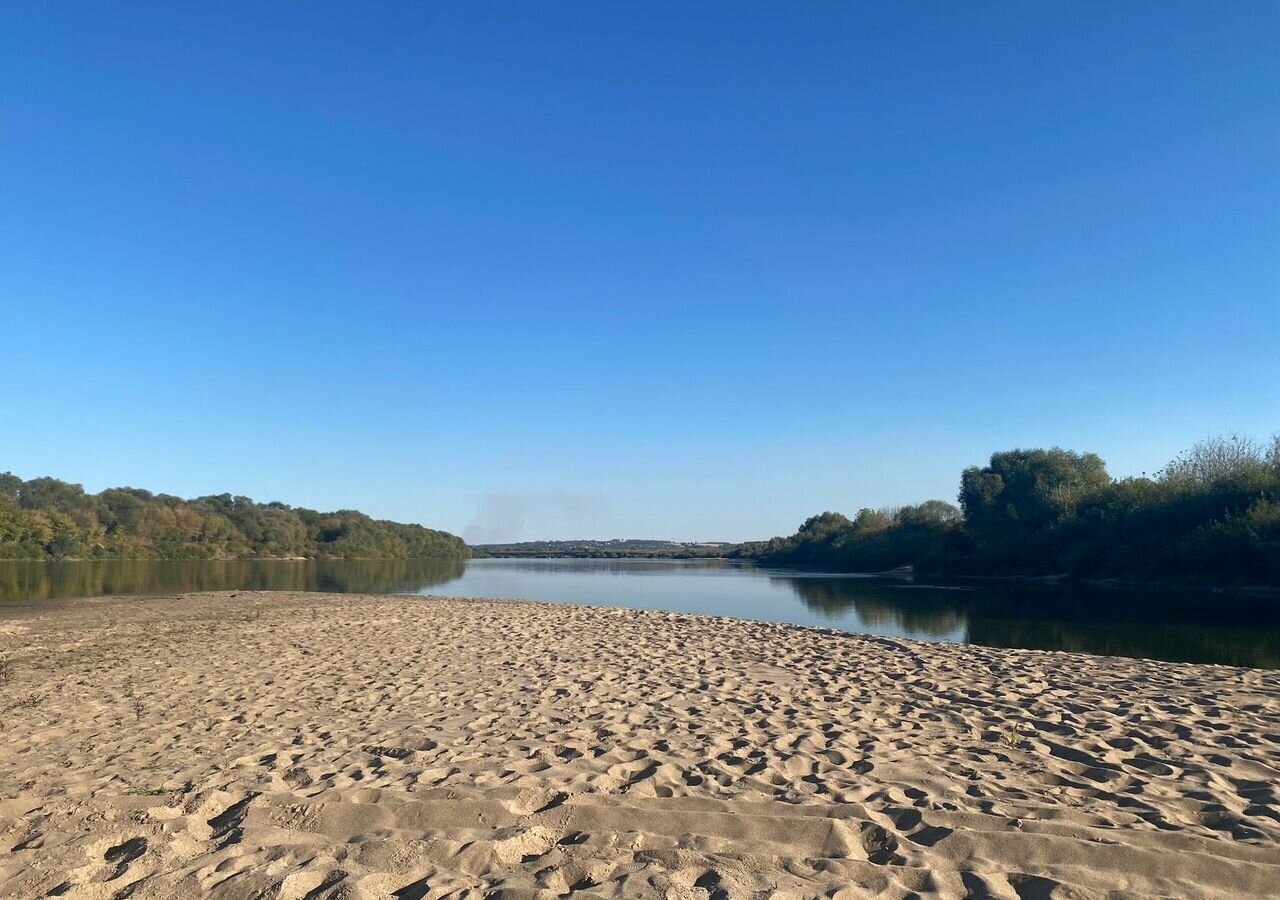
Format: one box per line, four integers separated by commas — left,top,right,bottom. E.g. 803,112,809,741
1,592,1278,898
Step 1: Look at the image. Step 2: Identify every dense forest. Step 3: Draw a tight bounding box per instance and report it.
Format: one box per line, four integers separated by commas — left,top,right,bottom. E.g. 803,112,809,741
740,435,1280,585
0,473,468,560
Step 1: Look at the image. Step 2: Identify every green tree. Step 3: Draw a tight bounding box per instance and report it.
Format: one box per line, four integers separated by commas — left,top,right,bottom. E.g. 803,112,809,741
960,449,1109,536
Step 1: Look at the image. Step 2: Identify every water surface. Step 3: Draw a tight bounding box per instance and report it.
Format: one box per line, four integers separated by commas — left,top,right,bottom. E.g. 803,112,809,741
1,558,1276,668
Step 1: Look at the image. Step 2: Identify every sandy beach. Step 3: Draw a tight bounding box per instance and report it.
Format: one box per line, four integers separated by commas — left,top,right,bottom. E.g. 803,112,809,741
1,591,1278,900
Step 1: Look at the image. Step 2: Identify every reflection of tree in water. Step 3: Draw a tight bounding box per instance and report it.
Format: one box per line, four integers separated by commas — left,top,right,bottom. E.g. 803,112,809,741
963,597,1280,669
0,557,467,603
778,574,1280,670
779,576,966,638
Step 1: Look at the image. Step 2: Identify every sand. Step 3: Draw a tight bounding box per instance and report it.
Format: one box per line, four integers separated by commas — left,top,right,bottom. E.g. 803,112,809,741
0,591,1278,900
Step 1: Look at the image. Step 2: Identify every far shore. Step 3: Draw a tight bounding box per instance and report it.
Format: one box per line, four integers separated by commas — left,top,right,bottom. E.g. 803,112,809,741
1,590,1278,898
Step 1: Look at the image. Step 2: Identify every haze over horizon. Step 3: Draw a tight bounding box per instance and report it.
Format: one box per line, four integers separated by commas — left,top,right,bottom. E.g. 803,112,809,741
3,2,1277,543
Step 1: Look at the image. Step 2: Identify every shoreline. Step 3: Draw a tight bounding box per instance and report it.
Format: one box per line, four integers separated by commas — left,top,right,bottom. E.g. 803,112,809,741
1,591,1278,898
5,586,1273,670
5,554,1278,599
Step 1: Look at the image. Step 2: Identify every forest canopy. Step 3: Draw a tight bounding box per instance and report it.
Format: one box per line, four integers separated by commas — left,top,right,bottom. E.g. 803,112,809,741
0,473,468,560
742,434,1280,585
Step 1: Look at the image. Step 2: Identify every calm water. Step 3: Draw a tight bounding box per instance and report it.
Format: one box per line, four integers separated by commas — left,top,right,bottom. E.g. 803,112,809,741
1,558,1277,668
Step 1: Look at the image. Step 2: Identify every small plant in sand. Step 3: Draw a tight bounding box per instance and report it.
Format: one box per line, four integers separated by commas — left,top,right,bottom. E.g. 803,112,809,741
13,691,44,710
123,676,144,722
0,655,12,689
1002,722,1023,750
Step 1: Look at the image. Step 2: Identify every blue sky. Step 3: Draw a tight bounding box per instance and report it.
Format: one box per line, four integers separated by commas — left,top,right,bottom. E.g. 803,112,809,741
2,2,1277,542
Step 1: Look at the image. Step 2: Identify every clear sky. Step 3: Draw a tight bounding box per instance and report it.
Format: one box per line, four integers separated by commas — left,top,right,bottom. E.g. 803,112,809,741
2,2,1277,543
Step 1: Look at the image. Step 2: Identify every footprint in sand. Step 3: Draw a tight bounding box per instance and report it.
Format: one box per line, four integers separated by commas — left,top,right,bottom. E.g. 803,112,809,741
104,836,148,880
492,825,559,866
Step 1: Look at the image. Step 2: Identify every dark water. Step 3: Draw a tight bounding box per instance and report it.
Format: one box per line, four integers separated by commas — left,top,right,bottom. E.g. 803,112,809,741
1,558,1277,668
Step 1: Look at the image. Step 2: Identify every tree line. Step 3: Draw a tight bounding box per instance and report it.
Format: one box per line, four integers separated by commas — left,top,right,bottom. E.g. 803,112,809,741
738,434,1280,585
469,539,733,559
0,473,468,560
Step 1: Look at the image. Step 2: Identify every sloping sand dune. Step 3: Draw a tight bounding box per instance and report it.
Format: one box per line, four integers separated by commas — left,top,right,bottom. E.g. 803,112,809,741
1,591,1278,899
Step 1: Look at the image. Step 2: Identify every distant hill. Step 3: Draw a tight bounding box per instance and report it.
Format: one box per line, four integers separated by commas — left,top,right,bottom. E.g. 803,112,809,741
470,538,738,559
0,471,469,561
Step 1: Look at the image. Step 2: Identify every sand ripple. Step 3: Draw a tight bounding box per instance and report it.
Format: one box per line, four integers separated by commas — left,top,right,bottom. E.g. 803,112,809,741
1,591,1278,898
